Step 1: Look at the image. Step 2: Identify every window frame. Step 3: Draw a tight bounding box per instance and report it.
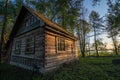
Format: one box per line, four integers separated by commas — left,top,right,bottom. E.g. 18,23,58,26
57,37,66,52
71,44,74,54
14,40,21,55
25,37,35,55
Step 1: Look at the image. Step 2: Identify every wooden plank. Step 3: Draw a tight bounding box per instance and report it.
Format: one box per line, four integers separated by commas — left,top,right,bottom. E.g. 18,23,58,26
45,66,56,71
46,58,68,64
45,53,67,60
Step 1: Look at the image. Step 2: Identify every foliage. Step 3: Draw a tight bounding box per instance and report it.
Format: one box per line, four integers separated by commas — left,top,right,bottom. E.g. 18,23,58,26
107,0,120,32
0,0,25,63
29,0,84,32
92,0,101,6
92,38,106,51
0,0,22,44
106,0,120,36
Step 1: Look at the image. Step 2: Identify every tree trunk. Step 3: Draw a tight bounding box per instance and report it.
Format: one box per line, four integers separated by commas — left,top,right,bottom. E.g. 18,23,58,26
77,25,85,57
82,23,86,57
94,27,99,57
0,0,8,63
112,36,118,55
88,41,91,56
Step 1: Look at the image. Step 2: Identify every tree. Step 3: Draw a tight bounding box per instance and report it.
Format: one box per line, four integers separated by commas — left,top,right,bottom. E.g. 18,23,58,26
0,0,9,63
89,11,103,57
92,0,101,6
92,38,106,53
107,0,120,31
106,0,120,55
0,0,24,62
77,19,90,57
118,44,120,52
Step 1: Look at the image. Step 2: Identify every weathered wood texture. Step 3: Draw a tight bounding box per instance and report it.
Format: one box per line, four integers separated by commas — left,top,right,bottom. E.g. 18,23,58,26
45,30,78,71
10,27,45,69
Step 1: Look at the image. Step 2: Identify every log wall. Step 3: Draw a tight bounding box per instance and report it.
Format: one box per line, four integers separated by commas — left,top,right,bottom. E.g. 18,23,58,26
10,25,78,73
45,30,78,71
10,27,45,70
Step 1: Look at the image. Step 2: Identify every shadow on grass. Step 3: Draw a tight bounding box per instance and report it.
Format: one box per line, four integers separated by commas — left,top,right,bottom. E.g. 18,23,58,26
1,55,120,80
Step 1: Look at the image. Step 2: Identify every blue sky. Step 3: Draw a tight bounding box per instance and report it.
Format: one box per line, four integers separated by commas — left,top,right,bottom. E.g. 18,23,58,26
84,0,108,18
83,0,113,48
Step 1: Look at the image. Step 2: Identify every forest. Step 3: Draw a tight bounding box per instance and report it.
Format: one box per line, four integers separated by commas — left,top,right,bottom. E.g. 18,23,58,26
0,0,120,80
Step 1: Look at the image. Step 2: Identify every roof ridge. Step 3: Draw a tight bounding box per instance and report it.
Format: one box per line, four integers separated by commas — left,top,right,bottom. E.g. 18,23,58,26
23,6,77,38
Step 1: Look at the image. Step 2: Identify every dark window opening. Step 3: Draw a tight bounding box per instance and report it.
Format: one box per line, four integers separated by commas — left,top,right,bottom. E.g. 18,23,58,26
15,41,21,55
57,37,65,51
71,44,74,53
25,37,34,55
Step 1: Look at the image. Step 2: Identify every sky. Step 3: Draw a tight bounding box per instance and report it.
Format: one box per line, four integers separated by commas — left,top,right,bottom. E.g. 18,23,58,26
83,0,114,49
84,0,108,17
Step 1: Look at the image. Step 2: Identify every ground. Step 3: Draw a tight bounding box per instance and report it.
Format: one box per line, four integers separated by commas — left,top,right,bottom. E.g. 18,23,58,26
1,55,120,80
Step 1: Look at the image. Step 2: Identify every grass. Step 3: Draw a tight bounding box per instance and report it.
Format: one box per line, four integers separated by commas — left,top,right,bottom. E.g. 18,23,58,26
1,55,120,80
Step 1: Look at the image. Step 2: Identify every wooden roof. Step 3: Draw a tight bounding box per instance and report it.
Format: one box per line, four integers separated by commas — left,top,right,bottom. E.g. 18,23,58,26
25,6,77,39
6,6,77,49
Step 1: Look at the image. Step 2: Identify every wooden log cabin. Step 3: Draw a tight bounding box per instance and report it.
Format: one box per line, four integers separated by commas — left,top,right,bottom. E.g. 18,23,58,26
7,6,78,73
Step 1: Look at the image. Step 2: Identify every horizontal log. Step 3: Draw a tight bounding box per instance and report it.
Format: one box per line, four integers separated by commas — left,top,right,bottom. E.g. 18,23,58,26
46,58,74,64
45,58,77,70
45,55,76,63
45,66,57,71
45,49,56,52
45,46,56,48
46,57,68,63
45,51,56,53
45,58,73,71
45,54,67,59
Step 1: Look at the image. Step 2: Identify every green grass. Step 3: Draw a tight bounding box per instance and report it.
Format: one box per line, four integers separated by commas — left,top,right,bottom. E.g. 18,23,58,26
1,55,120,80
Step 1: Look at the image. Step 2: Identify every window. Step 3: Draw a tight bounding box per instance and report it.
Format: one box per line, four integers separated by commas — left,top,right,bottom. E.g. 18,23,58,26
14,41,21,55
57,37,65,51
71,44,74,53
25,37,34,54
30,15,37,24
